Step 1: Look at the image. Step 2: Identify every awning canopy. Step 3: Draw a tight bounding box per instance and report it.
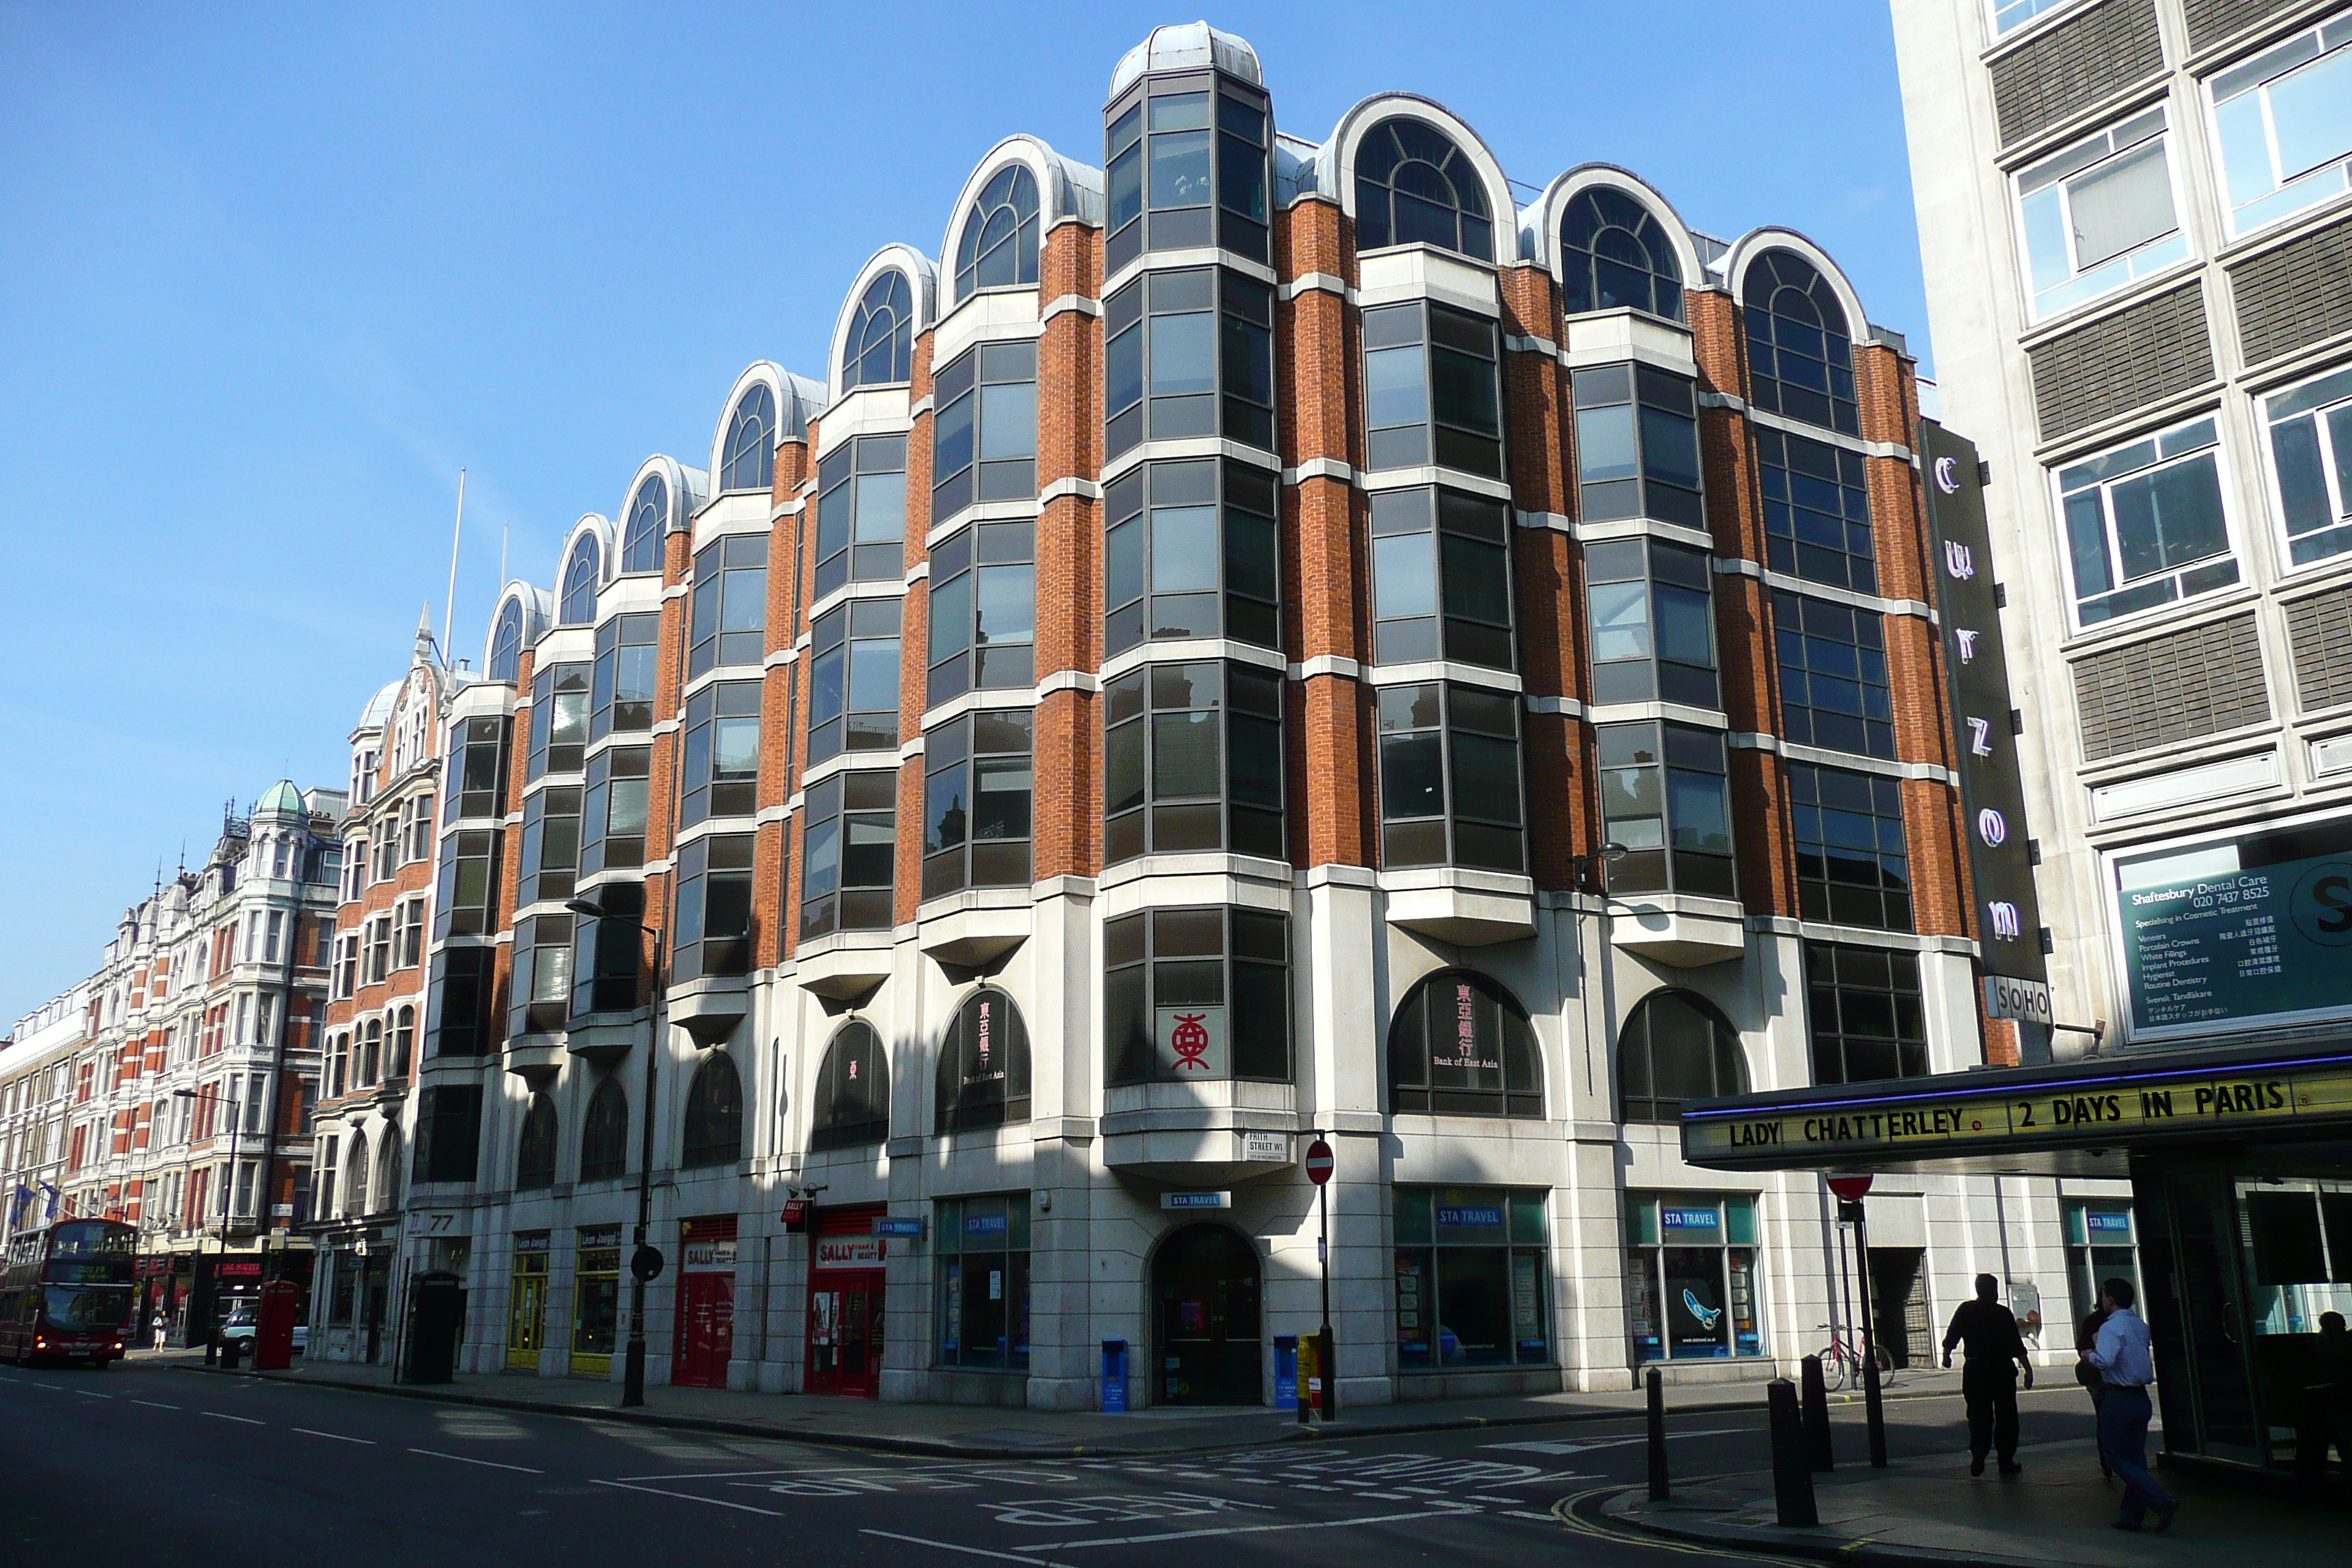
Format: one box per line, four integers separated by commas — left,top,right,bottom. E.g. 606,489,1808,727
1679,1036,2352,1177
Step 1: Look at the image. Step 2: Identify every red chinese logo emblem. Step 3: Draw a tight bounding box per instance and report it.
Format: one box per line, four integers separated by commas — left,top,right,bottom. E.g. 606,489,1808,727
1169,1012,1212,1071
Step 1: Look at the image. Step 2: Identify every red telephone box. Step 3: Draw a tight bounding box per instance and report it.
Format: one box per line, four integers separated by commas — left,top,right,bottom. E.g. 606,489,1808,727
254,1279,301,1371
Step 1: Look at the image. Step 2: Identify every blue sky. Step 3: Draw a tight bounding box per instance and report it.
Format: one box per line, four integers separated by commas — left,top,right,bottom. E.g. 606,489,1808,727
0,1,1926,1028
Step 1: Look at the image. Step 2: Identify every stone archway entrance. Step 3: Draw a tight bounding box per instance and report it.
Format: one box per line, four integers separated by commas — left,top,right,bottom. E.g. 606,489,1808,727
1151,1223,1262,1405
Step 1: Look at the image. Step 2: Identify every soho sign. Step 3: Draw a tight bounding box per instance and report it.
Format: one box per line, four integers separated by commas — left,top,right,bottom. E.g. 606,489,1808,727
1983,972,2055,1025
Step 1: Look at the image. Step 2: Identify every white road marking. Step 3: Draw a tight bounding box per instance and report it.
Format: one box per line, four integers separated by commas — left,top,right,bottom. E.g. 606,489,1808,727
592,1478,783,1515
204,1413,263,1425
861,1529,1074,1567
72,1390,110,1398
408,1447,542,1474
1503,1509,1558,1522
129,1399,179,1409
1026,1501,1482,1548
295,1428,374,1444
1481,1425,1754,1455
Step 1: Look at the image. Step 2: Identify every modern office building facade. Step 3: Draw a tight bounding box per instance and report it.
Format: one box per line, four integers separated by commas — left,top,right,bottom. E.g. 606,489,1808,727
363,23,2094,1410
1736,0,2352,1477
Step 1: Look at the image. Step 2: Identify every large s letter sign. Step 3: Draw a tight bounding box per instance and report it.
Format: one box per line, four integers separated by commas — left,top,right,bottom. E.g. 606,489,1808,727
1978,808,2008,847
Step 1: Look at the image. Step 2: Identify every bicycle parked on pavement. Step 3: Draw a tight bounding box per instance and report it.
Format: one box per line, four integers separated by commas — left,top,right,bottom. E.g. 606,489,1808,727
1815,1322,1892,1391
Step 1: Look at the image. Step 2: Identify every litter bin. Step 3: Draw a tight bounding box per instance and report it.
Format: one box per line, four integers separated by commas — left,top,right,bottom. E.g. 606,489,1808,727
1273,1335,1300,1410
219,1333,244,1371
1101,1339,1129,1413
402,1270,467,1384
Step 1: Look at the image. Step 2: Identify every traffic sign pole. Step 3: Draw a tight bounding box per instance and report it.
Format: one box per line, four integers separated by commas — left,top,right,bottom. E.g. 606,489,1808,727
1306,1136,1335,1420
1828,1175,1886,1468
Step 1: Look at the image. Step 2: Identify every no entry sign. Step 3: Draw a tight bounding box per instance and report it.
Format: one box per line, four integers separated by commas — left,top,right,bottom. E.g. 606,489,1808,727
1304,1138,1335,1186
1827,1174,1875,1202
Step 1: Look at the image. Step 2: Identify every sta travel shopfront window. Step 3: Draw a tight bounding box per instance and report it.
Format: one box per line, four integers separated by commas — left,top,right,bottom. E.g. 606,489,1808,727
935,1194,1030,1371
1626,1194,1763,1362
1394,1186,1550,1370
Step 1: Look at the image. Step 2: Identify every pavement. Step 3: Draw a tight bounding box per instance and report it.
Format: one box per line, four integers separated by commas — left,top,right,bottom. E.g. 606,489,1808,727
130,1343,1982,1458
1595,1433,2352,1567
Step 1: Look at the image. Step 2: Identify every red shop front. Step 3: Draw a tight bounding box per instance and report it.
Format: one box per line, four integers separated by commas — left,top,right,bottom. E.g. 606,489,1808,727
672,1216,737,1390
806,1207,885,1398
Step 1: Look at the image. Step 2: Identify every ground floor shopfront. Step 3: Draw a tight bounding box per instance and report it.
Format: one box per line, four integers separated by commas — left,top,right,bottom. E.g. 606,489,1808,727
1681,1036,2352,1477
399,1154,2114,1410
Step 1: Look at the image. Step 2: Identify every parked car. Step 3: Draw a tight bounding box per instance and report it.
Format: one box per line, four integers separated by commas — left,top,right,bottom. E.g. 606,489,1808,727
216,1308,306,1354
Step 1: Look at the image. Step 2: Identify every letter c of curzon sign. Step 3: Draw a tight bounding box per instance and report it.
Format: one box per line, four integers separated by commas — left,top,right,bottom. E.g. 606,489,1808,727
1934,456,1960,494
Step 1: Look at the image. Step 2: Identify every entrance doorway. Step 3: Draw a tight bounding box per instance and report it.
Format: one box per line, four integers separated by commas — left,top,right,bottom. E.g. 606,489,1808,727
807,1272,883,1397
1867,1248,1930,1369
1153,1224,1262,1406
508,1237,549,1371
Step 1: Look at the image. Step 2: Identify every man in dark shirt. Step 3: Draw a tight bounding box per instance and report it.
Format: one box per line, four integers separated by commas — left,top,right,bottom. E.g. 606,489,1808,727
1945,1273,2034,1476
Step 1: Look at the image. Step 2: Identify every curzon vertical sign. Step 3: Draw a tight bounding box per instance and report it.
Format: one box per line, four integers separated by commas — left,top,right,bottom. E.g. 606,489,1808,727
1918,421,2051,1036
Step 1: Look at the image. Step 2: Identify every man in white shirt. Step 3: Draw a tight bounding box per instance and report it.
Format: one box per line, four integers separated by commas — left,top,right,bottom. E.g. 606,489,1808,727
2086,1278,2178,1532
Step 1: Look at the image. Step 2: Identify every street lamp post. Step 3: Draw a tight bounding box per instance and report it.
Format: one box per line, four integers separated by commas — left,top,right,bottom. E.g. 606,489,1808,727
173,1085,239,1363
566,897,666,1409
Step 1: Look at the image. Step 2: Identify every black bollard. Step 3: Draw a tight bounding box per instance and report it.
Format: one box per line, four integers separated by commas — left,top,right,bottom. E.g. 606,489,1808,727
1768,1379,1820,1527
1862,1348,1888,1469
1646,1365,1669,1501
1801,1354,1833,1471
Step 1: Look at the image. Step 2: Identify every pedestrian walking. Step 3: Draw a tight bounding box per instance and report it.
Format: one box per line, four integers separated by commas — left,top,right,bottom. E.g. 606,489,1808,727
2086,1278,2178,1533
1942,1273,2033,1476
2299,1310,2351,1487
149,1310,167,1352
2076,1296,2114,1479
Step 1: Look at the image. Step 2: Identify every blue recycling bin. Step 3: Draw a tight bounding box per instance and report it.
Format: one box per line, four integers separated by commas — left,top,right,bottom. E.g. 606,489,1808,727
1101,1338,1129,1412
1273,1335,1300,1409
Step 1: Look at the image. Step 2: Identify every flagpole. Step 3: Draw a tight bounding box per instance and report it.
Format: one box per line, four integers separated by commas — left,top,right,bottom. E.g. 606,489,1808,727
442,468,467,666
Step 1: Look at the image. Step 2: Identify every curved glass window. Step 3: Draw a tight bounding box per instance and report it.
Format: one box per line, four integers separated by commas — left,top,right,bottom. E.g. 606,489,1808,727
1377,682,1525,873
927,518,1035,704
1756,429,1874,592
955,165,1040,301
1103,660,1284,864
720,385,775,494
935,987,1032,1133
1103,268,1274,459
589,614,659,740
1743,250,1857,435
1561,188,1684,320
807,597,902,765
1354,117,1493,261
810,1021,889,1150
922,710,1033,897
516,1093,557,1190
1105,84,1272,274
1103,459,1279,656
799,769,895,939
1572,363,1702,528
579,1078,627,1181
816,434,908,600
1585,538,1718,709
1368,488,1512,668
489,599,524,683
932,342,1036,525
843,271,914,390
689,532,768,676
1787,761,1910,930
559,535,600,625
1104,907,1289,1085
679,682,761,827
621,477,667,575
681,1053,743,1168
1362,301,1503,477
1597,720,1735,900
673,832,754,982
1771,590,1893,759
1387,968,1541,1117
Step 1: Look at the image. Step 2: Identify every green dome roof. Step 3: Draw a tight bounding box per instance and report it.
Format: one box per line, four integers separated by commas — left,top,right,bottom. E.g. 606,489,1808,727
254,780,305,817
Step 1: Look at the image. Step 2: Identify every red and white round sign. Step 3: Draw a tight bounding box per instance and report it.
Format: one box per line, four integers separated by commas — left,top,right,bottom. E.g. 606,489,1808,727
1304,1138,1335,1186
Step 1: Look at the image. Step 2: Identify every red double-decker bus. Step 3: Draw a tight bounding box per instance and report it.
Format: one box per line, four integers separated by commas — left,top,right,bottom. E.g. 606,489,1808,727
1,1218,137,1366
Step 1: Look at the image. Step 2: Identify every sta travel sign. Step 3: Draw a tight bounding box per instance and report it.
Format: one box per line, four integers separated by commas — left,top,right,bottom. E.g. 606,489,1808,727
1681,1052,2352,1168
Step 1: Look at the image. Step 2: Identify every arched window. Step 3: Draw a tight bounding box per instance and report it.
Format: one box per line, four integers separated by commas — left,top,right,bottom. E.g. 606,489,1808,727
516,1093,557,1190
955,165,1040,301
681,1052,743,1168
358,1019,382,1087
1618,989,1748,1123
620,477,667,574
1354,118,1493,261
935,987,1031,1133
1743,249,1858,436
391,1005,415,1079
720,385,775,494
375,1125,404,1213
1561,188,1683,321
810,1020,889,1151
344,1130,369,1218
489,598,524,682
579,1078,628,1181
559,535,600,625
1387,969,1542,1117
843,272,913,391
